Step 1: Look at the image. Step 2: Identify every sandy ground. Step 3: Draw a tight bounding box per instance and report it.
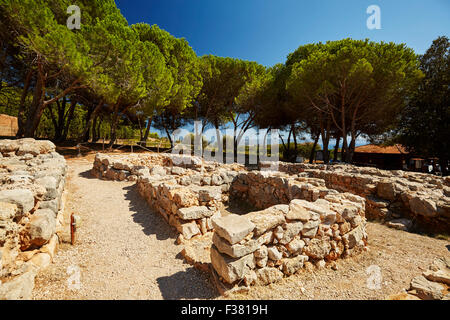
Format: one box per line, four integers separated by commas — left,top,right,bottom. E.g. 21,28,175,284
33,157,449,300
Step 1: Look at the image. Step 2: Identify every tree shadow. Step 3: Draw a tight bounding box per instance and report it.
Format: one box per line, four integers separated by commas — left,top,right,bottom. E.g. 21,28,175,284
123,184,177,241
156,267,218,300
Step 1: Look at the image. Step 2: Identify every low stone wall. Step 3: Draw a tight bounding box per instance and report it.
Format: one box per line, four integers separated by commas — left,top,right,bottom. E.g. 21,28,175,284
0,138,67,299
92,153,243,241
230,170,341,208
260,161,450,233
90,153,369,289
211,170,367,286
210,196,367,286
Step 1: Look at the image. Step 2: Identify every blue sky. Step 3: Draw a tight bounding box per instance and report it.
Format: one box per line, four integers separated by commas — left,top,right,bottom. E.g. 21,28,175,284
115,0,449,67
114,0,449,147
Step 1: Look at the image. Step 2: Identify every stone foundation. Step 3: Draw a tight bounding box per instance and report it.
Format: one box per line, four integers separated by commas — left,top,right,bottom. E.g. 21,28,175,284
91,153,369,289
92,153,244,240
0,139,67,299
212,170,367,286
260,161,450,233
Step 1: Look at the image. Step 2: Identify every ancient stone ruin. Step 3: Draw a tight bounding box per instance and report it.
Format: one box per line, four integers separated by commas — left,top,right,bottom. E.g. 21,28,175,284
91,152,450,291
261,161,450,234
0,139,67,299
1,141,449,298
92,153,370,289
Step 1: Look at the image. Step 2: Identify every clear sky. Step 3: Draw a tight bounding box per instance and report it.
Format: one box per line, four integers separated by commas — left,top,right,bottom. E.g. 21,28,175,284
115,0,450,67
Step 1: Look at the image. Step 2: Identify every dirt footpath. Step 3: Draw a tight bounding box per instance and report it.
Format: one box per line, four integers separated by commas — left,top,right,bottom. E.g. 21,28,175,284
33,159,217,300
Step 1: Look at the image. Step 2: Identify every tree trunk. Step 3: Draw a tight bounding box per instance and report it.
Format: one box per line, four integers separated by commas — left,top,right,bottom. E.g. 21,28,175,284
107,103,119,149
16,69,33,138
92,116,101,143
23,70,45,137
164,126,173,149
309,133,319,164
292,124,298,158
61,99,76,141
333,134,341,162
142,116,152,147
79,100,103,143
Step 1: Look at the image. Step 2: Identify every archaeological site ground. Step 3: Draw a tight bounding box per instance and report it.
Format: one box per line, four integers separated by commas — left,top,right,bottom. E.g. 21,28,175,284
0,139,448,301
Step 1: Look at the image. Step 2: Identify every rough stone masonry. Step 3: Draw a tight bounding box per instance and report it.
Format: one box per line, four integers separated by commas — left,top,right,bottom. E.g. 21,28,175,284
92,153,369,288
0,139,67,299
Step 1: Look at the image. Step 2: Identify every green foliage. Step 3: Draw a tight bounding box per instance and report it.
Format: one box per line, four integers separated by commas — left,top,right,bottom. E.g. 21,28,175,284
396,36,450,173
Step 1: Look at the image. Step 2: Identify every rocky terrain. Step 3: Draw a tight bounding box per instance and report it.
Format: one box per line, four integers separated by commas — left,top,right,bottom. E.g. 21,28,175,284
261,161,450,234
0,139,67,299
1,142,448,299
92,153,371,290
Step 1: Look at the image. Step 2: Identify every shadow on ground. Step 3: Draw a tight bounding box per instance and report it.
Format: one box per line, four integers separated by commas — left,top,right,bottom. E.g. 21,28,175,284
78,169,98,180
156,267,218,300
123,184,178,242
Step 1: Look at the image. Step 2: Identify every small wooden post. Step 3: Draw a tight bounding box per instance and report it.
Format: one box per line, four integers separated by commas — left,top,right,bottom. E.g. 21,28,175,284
70,213,76,245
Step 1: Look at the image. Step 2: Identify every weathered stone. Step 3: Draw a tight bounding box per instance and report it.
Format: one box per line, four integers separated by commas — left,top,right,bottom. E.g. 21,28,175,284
267,247,282,261
301,219,320,238
0,269,36,300
212,233,262,258
386,218,413,231
423,269,450,285
286,237,305,255
377,180,397,201
35,176,58,200
176,220,200,240
176,206,214,220
409,196,438,217
254,245,268,259
282,255,308,275
279,221,303,245
343,225,366,249
210,246,255,284
0,189,34,214
256,256,268,268
255,267,283,285
303,238,331,260
243,270,257,286
410,275,445,300
197,187,222,202
211,215,255,245
29,252,51,269
0,202,19,221
287,200,311,221
21,209,56,249
150,166,166,176
246,205,286,237
172,189,199,207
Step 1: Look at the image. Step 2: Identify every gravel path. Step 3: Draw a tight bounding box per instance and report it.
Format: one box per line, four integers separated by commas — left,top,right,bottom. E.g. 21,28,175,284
33,159,217,300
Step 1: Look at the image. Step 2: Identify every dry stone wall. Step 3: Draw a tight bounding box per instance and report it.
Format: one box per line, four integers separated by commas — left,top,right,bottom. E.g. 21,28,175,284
0,139,67,299
211,170,368,286
92,153,244,241
260,161,450,233
91,153,369,289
